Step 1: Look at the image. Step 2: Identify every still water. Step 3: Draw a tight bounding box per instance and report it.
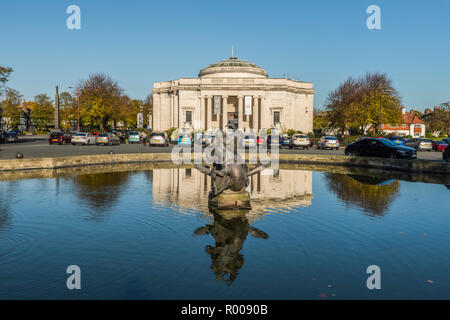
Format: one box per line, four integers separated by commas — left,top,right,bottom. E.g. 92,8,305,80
0,166,449,299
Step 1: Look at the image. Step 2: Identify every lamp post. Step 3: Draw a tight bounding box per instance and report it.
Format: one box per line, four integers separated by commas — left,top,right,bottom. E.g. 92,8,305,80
68,86,80,131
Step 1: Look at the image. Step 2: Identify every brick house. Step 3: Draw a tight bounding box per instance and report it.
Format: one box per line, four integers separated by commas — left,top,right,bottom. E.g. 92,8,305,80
380,107,425,137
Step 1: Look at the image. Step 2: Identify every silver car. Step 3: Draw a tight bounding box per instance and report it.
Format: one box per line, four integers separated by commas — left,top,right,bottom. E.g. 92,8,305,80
71,132,96,145
317,136,340,150
290,134,311,149
149,132,169,146
409,138,432,151
96,133,120,146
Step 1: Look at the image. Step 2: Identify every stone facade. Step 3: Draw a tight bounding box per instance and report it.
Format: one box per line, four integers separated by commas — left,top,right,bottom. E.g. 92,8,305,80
152,57,314,134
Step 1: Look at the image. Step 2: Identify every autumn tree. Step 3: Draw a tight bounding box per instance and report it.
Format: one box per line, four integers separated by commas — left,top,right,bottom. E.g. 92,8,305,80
31,94,54,129
78,73,123,130
424,102,450,134
324,73,402,134
59,91,78,129
0,88,22,129
0,66,13,96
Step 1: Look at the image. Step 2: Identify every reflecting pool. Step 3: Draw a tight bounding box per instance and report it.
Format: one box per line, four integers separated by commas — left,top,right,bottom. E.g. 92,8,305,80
0,166,449,299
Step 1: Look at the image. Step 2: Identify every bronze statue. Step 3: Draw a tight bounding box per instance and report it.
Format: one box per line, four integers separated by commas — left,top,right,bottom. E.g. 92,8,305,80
194,131,266,209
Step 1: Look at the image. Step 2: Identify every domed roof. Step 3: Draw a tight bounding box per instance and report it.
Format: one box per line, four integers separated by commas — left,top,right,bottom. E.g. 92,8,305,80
198,57,268,78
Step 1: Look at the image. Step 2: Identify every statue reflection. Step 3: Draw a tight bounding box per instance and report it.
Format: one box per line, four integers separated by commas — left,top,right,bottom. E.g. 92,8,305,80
324,173,400,216
194,208,268,285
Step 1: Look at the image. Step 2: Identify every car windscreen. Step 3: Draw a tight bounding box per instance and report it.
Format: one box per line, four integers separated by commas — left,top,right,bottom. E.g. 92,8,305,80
75,133,87,137
152,132,165,137
420,139,431,142
51,133,62,137
325,137,337,140
293,135,307,138
379,139,396,147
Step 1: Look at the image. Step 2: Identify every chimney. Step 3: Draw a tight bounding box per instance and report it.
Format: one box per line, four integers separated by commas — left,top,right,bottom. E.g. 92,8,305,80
401,106,406,114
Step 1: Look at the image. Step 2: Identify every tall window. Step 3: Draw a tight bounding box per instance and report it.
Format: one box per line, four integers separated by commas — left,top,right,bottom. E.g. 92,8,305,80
273,111,280,124
186,111,192,124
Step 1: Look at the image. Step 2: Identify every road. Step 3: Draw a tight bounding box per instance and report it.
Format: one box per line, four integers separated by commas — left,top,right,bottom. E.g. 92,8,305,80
0,135,445,161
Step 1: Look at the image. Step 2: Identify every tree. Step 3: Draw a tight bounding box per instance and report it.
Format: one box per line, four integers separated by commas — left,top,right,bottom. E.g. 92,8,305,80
0,88,22,129
324,72,402,134
31,94,54,129
78,73,123,130
59,91,78,129
424,102,450,135
0,66,13,96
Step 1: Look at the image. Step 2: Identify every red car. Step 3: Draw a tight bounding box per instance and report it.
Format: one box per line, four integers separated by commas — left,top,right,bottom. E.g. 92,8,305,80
90,132,99,138
432,140,448,152
49,132,71,145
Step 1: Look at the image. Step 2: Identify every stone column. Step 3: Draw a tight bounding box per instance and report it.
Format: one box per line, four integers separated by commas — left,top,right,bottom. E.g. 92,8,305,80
260,96,265,132
200,96,206,130
170,92,174,127
222,96,228,130
238,96,244,131
253,96,259,132
207,96,212,131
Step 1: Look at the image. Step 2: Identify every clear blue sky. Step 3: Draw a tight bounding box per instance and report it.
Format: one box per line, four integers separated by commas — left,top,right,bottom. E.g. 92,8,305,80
1,0,449,111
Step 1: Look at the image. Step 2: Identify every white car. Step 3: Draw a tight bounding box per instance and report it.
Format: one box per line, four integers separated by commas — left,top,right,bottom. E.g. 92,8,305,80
241,134,257,148
71,132,96,145
290,134,311,149
317,136,340,150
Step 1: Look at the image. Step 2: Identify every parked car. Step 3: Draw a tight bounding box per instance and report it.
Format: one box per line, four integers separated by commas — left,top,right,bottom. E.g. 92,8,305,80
10,129,22,136
256,135,266,147
280,136,291,148
177,134,192,146
96,133,120,146
49,131,71,145
127,131,142,144
407,138,432,151
345,138,417,159
266,134,281,149
205,134,216,146
290,134,311,150
387,136,406,146
242,134,257,149
444,144,450,162
71,132,96,145
5,132,19,143
432,140,448,152
149,132,169,147
317,136,340,150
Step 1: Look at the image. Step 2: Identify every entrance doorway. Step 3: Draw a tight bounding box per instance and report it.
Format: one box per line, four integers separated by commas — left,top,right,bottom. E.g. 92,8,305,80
227,112,238,129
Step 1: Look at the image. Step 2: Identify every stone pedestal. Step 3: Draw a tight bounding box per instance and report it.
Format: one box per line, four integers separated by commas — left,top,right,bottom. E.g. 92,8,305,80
208,190,251,210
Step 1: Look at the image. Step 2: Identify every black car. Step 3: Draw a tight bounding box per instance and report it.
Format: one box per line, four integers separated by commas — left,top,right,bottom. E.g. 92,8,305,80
345,138,417,159
444,144,450,162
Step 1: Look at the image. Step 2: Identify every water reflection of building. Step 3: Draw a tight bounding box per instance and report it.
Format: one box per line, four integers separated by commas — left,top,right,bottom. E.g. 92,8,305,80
324,173,400,216
152,168,313,219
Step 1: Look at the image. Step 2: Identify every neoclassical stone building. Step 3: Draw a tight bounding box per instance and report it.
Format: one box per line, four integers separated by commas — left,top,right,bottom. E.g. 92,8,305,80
152,57,314,134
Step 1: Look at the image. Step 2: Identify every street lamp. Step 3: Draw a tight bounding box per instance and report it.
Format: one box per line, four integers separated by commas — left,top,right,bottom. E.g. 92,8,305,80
68,86,80,131
379,88,393,134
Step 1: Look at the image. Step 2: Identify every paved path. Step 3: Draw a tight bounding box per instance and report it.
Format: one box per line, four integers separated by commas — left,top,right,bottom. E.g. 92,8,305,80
0,135,445,161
